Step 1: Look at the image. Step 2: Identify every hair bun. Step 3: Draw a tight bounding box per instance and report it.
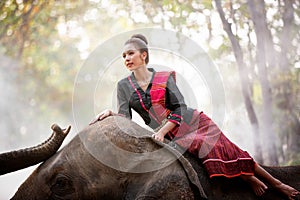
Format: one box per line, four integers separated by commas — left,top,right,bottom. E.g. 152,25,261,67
131,34,148,45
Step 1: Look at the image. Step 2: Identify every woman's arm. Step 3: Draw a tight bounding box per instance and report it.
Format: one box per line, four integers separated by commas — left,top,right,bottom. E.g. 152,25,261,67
152,75,187,142
117,80,132,118
89,109,116,125
165,75,187,125
90,80,132,125
152,121,176,142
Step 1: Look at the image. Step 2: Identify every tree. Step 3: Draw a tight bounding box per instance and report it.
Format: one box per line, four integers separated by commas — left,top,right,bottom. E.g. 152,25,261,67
215,0,263,164
0,0,299,164
214,0,300,165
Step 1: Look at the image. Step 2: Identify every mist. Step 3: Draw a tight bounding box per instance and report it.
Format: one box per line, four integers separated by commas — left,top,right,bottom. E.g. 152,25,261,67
0,54,76,199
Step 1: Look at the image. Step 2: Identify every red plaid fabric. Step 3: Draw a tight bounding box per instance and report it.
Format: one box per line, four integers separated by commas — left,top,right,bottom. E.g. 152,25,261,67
174,111,255,178
150,71,176,122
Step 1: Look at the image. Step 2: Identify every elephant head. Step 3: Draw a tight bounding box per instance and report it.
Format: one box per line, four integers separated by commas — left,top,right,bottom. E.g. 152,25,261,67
4,116,205,200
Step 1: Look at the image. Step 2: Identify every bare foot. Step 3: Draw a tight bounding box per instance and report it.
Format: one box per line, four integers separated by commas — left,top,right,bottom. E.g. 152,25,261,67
241,175,268,196
273,182,300,200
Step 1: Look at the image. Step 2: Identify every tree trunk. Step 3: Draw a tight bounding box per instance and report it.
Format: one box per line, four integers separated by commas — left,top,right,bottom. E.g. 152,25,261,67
280,0,294,71
215,0,263,163
277,0,300,163
246,0,278,165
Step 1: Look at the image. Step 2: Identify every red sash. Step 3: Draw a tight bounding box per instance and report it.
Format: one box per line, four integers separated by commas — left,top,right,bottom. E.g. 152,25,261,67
150,71,176,122
127,71,175,125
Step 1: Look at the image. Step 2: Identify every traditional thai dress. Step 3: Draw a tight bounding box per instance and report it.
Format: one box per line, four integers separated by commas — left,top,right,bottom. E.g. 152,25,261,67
117,68,256,178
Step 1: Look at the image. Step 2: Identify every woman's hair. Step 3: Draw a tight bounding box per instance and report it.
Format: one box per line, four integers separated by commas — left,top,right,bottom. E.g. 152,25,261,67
124,34,149,64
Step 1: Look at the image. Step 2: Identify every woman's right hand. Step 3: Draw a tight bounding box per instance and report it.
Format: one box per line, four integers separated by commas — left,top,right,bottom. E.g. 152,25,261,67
89,109,113,125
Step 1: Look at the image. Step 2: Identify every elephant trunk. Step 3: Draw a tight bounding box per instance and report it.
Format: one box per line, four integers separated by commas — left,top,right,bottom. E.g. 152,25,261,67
0,124,70,175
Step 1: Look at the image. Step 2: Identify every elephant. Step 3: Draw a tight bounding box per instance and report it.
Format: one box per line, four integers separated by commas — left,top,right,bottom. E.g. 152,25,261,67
1,116,299,200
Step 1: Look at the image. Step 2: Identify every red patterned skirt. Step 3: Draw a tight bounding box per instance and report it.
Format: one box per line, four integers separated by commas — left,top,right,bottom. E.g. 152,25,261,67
174,111,256,178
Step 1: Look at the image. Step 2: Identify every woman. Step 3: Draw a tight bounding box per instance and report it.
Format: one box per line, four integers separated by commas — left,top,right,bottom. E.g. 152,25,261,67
90,34,299,199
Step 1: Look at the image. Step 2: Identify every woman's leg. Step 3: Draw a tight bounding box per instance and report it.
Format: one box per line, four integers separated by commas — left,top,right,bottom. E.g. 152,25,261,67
254,164,299,199
240,174,268,196
242,163,299,199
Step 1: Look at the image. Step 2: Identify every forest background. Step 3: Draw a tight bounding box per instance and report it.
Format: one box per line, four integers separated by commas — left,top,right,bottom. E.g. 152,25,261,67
0,0,299,198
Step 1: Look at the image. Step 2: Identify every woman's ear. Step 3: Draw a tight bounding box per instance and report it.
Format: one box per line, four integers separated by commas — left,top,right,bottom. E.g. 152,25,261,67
141,51,147,61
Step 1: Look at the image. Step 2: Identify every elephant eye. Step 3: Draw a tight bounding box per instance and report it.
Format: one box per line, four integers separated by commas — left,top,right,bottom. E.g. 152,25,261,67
51,174,74,196
55,177,68,187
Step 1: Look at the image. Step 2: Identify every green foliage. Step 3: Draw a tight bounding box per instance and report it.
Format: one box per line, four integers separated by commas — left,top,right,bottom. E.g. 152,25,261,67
0,0,89,116
287,154,300,166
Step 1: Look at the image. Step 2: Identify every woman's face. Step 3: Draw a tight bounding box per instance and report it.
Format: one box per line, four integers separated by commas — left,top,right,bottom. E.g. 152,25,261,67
122,43,147,71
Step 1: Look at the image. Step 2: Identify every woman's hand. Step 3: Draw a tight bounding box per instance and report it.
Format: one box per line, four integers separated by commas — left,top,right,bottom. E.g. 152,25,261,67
152,131,165,142
151,121,177,142
89,109,114,125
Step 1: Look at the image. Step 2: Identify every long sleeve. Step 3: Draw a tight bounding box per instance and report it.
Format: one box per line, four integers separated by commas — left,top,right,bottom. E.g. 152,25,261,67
117,80,132,119
165,75,187,125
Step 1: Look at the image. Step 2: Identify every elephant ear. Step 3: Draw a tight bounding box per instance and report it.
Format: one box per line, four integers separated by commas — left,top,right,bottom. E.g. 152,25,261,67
150,138,207,199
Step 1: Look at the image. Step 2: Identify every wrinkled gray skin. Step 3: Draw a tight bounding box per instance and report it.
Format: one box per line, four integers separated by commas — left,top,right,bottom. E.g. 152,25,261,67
10,116,204,200
2,116,300,200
